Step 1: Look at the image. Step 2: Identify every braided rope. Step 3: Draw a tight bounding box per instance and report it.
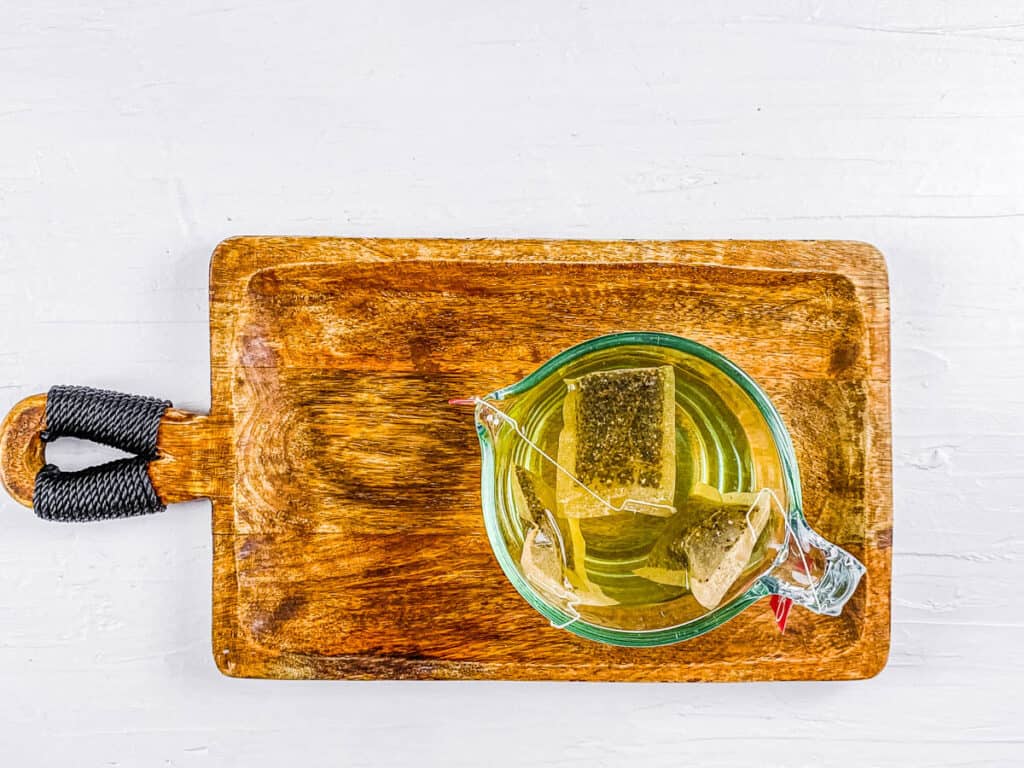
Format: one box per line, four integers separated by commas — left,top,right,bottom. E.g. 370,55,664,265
34,458,165,522
33,386,172,522
42,385,170,458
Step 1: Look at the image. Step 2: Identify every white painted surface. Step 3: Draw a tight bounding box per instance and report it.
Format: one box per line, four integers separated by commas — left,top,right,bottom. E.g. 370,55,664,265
2,1,1022,765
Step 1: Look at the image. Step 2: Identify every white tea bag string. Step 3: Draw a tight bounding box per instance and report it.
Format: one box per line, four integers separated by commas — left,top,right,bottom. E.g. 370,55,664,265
473,397,677,517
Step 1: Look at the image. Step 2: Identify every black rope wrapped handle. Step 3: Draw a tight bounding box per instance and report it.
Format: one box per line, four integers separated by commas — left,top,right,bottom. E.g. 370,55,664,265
34,386,172,522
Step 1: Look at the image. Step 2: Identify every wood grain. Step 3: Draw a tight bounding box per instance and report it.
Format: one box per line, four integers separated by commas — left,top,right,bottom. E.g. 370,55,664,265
0,394,46,508
203,237,891,681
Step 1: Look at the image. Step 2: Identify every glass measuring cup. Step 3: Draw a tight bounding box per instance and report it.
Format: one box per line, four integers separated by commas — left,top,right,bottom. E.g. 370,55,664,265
471,332,865,646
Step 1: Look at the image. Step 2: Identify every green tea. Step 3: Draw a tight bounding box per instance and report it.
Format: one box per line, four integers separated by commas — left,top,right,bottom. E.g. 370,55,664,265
493,343,788,630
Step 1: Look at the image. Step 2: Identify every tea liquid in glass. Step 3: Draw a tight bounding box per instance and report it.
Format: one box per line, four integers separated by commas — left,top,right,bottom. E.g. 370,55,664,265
491,344,788,631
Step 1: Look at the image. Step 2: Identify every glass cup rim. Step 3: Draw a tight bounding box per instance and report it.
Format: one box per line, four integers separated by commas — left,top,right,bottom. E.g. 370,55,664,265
476,331,804,646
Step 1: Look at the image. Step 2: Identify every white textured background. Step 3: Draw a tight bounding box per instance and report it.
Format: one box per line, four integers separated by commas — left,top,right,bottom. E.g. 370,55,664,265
2,1,1022,765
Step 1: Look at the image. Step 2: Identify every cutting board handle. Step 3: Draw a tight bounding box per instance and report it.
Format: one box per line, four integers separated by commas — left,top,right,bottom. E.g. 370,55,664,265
0,387,225,520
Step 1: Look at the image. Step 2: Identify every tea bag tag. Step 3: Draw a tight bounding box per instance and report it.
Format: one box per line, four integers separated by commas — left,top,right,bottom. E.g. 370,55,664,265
770,595,793,633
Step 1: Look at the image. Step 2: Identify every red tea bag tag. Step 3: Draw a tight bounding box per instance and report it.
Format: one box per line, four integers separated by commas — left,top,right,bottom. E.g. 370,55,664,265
770,534,813,632
769,595,793,632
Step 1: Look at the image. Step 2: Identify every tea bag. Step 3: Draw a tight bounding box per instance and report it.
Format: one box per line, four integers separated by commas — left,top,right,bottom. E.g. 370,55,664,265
513,465,577,588
556,366,676,518
520,519,571,602
635,489,772,610
512,465,559,526
514,466,616,607
685,491,772,610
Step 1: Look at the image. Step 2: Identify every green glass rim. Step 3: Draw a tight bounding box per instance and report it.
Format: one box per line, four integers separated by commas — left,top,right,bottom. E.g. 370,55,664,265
476,331,803,647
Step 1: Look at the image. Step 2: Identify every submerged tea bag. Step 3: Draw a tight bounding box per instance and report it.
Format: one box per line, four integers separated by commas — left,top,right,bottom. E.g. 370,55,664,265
686,492,772,610
520,519,570,601
514,466,616,608
556,366,676,518
514,465,576,588
636,489,773,610
512,466,559,526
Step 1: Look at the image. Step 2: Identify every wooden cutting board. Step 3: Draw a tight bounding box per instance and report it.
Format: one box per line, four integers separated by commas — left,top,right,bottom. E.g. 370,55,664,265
4,238,893,681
